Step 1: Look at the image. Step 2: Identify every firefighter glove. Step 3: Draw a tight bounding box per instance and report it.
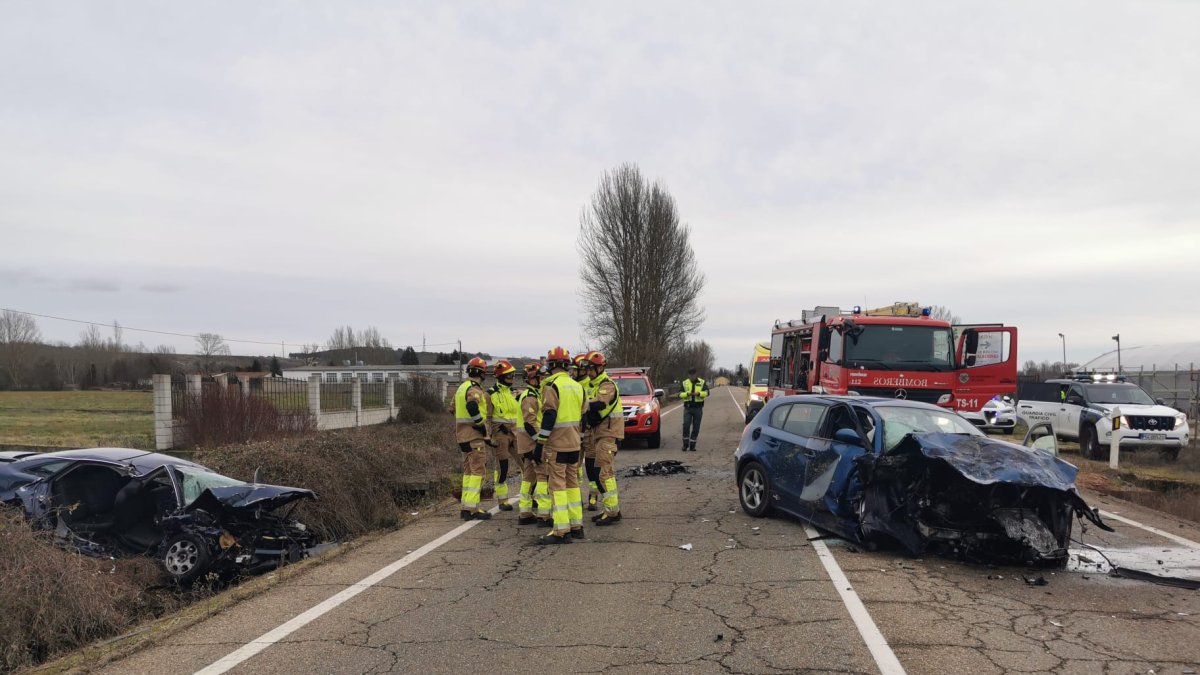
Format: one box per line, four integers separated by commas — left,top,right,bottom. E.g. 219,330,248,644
532,443,544,464
585,410,602,428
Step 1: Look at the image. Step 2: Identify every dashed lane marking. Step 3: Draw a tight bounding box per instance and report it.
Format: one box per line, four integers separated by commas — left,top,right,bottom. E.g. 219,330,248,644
805,525,907,675
194,499,517,675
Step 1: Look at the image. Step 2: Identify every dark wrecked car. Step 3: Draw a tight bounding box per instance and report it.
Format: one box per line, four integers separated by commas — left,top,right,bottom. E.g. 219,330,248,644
734,396,1110,566
0,448,317,584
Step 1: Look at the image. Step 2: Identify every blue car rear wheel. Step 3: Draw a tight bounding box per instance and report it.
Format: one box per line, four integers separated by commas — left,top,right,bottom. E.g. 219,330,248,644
738,462,772,517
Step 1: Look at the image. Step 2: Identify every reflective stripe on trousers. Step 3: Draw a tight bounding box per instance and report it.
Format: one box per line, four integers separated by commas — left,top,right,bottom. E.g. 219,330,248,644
603,477,619,513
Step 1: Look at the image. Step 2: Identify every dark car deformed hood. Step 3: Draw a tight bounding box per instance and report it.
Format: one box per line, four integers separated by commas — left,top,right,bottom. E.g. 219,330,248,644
897,432,1079,491
186,484,316,515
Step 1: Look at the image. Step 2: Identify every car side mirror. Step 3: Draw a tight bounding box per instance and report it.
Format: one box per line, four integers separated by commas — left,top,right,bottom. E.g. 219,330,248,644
1156,398,1166,406
1065,396,1084,406
654,388,664,399
833,428,863,447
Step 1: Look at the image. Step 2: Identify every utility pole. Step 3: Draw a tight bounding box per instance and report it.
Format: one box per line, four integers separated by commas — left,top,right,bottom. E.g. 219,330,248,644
1112,334,1122,374
1058,333,1067,371
458,339,464,378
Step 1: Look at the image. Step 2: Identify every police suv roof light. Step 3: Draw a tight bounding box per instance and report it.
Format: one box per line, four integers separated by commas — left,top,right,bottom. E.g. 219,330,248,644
852,306,862,315
921,307,932,317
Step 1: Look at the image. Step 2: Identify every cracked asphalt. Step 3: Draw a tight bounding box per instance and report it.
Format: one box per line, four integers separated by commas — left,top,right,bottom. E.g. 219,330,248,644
96,387,1200,675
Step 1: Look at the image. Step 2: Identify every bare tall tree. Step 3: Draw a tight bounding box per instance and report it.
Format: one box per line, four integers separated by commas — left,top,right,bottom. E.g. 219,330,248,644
929,305,961,324
0,310,42,388
578,163,705,373
195,333,230,358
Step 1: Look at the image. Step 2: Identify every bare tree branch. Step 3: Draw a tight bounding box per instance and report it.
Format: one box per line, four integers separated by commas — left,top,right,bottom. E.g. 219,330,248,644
0,310,42,388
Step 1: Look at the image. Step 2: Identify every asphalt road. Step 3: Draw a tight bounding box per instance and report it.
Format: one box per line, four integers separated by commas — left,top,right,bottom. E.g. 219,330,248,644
98,387,1200,675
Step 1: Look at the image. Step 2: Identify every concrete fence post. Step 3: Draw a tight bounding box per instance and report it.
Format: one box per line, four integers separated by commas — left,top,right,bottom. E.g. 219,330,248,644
386,376,396,419
214,374,228,389
186,373,201,398
352,376,363,427
237,375,250,398
1109,406,1121,470
435,375,448,405
308,375,322,429
153,374,174,451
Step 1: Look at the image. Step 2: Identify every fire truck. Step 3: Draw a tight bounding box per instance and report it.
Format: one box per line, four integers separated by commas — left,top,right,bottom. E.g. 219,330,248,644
766,303,1018,413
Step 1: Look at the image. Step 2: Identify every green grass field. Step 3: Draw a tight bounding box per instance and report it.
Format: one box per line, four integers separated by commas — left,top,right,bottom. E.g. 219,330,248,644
0,391,154,449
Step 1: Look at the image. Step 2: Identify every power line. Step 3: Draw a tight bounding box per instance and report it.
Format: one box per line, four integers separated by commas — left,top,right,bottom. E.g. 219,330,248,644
0,307,461,353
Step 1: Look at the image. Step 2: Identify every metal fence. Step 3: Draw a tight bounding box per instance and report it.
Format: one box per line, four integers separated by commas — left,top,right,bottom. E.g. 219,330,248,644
254,377,309,414
361,380,389,410
321,382,354,412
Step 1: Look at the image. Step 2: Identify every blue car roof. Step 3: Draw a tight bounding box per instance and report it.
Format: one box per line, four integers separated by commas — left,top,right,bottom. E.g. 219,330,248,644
767,394,944,411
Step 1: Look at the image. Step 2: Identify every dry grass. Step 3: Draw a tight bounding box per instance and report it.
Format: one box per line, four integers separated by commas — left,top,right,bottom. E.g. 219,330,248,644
0,391,153,449
0,510,202,673
177,386,314,448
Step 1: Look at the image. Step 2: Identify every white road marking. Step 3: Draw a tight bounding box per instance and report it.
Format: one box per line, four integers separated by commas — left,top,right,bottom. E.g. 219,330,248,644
804,525,907,675
1099,510,1200,550
726,386,745,420
194,500,515,675
660,402,683,417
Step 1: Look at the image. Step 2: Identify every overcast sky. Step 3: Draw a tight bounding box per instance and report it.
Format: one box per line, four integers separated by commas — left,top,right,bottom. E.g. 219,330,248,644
3,1,1199,370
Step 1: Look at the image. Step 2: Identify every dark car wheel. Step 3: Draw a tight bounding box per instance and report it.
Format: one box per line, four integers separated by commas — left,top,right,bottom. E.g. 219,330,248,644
162,533,212,585
738,462,773,517
1080,425,1106,461
647,430,661,449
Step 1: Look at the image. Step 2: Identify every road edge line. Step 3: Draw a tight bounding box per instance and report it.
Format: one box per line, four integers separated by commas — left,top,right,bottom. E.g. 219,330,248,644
804,525,906,675
1099,509,1200,549
726,385,745,421
194,501,511,675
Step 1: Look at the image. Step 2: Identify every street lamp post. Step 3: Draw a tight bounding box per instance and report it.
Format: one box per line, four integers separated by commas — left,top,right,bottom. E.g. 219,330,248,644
1112,334,1122,375
1057,333,1067,371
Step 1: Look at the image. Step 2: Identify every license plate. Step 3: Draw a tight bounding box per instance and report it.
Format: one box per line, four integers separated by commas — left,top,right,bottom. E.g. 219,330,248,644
1140,433,1167,440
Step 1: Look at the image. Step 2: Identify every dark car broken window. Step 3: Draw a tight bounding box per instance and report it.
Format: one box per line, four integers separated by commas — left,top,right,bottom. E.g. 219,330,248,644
877,405,982,451
176,468,247,507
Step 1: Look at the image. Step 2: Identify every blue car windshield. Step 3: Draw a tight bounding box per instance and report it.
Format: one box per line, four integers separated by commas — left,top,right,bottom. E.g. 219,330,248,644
877,405,982,451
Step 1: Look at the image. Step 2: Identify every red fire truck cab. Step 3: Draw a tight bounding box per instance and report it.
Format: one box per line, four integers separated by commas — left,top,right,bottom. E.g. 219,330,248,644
767,304,1018,413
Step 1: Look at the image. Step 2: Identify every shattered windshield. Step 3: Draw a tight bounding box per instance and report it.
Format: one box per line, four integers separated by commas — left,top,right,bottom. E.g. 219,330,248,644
877,405,983,451
1083,385,1155,406
177,467,247,506
843,325,954,371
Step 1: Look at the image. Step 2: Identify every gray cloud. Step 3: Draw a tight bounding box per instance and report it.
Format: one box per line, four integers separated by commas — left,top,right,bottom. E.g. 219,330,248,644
139,282,184,294
2,2,1198,368
67,277,120,292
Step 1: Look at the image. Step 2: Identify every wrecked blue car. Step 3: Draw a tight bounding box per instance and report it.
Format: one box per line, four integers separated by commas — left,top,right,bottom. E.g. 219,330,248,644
0,448,316,584
734,396,1111,566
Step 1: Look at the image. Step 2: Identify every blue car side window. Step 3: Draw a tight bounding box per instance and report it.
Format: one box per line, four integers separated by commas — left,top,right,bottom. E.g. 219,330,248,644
782,403,823,437
768,404,791,430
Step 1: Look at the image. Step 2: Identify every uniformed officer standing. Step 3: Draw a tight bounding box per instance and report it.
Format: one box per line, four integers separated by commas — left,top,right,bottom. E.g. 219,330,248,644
454,357,492,520
514,361,550,526
486,360,519,512
679,368,709,452
584,351,624,525
533,347,586,544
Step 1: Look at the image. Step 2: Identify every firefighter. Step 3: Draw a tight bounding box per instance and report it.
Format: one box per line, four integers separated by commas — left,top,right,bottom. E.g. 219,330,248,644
533,346,586,544
515,361,550,526
487,360,520,511
573,353,600,509
679,367,709,451
454,357,492,520
584,351,624,525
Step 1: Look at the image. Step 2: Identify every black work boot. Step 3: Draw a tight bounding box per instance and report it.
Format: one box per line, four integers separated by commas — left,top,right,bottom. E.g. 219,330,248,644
517,515,538,525
471,510,492,520
538,532,571,545
536,518,553,528
595,512,621,526
570,527,586,540
460,510,473,520
497,502,514,511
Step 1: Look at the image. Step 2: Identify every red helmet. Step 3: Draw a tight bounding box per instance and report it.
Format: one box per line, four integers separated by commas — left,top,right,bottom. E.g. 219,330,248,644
546,346,571,368
573,353,588,367
466,357,487,376
493,360,516,377
585,351,607,368
523,361,542,378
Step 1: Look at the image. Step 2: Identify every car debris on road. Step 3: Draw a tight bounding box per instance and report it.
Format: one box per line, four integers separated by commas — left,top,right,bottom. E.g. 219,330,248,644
624,460,691,477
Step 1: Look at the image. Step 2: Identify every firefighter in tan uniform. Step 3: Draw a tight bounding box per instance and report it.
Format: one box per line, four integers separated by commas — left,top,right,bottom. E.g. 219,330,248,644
486,360,519,511
453,357,492,520
572,353,600,509
515,361,550,526
533,347,586,544
584,351,624,525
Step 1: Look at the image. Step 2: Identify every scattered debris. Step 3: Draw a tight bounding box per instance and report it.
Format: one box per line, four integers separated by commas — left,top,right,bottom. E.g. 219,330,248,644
987,574,1004,580
624,460,691,477
714,634,724,642
679,543,693,551
1049,620,1063,627
1024,576,1049,586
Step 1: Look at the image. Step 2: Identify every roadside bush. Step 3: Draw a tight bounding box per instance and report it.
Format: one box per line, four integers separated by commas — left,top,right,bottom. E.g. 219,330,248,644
178,386,314,448
191,413,459,541
0,510,191,673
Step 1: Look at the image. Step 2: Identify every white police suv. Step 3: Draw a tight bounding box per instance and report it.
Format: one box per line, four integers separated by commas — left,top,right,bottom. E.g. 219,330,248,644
1016,375,1190,461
